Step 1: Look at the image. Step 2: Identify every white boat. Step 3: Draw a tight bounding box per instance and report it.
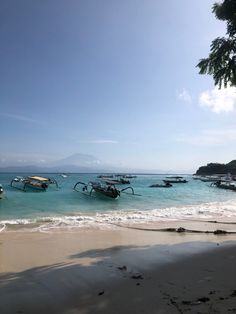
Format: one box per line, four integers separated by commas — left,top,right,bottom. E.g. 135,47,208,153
192,175,203,180
60,173,68,178
163,176,188,183
0,184,4,199
200,176,221,182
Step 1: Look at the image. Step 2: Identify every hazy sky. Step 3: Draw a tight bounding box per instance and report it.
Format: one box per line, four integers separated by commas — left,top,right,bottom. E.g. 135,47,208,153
1,0,235,171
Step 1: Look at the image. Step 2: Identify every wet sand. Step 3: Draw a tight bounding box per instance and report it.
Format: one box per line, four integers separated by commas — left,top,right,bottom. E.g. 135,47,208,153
0,221,236,313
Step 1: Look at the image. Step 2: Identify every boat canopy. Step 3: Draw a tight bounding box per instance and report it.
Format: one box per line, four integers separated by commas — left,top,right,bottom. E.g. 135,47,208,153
27,176,50,181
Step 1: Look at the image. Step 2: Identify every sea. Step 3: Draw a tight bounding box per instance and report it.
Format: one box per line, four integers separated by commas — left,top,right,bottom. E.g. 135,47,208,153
0,173,236,232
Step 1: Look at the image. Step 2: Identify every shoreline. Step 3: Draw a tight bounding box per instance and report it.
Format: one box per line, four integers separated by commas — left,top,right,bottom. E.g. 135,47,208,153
1,225,236,313
1,197,236,233
1,215,236,233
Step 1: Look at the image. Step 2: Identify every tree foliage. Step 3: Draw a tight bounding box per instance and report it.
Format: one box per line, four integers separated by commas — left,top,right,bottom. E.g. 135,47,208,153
197,0,236,88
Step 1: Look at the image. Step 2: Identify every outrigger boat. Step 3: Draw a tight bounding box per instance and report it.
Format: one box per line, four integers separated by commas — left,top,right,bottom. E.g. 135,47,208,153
11,175,58,191
100,177,130,185
163,176,188,184
97,174,114,179
98,174,136,181
211,180,236,191
0,184,4,199
116,174,137,179
149,182,172,188
73,181,140,199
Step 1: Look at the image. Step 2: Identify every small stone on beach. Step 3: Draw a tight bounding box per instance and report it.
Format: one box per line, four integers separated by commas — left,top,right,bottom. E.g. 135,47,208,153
98,290,104,296
177,227,186,233
214,229,227,235
197,297,210,303
117,265,127,271
131,274,144,280
182,300,192,305
182,297,210,305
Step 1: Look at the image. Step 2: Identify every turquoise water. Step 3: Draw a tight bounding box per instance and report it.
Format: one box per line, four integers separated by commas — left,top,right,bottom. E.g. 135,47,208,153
0,173,236,231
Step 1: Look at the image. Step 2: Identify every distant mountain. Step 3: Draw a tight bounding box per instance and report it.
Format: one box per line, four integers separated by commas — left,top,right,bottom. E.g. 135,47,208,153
50,153,102,167
0,165,46,173
0,153,130,173
0,153,182,174
195,160,236,175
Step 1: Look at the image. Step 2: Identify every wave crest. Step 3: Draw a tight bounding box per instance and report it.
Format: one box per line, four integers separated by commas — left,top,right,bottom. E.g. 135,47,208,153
1,200,236,232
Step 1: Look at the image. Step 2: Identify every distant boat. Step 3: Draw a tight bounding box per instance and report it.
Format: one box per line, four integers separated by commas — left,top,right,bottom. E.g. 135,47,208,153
60,173,68,178
100,177,130,185
97,174,114,178
115,174,137,179
124,175,137,179
192,175,202,180
200,176,221,182
163,176,188,184
0,184,4,199
98,174,136,180
11,175,58,191
149,182,172,188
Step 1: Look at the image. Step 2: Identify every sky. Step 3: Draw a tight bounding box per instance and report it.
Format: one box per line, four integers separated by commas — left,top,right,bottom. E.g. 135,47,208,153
1,0,236,172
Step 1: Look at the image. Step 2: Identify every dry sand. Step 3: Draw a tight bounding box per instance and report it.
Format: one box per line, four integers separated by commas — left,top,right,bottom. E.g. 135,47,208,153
0,221,236,313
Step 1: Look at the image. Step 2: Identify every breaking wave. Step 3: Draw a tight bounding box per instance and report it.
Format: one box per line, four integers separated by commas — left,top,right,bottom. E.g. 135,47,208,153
1,200,236,233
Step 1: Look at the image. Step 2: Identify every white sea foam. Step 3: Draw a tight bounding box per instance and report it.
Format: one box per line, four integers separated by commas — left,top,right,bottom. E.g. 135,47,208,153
0,224,6,232
1,200,236,232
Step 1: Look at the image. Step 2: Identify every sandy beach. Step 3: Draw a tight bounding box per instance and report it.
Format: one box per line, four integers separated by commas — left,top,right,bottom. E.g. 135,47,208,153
1,221,236,314
2,0,236,312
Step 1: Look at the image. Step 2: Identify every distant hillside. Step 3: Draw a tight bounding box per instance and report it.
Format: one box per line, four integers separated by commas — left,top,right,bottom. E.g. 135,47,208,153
0,153,114,173
0,153,172,174
196,160,236,175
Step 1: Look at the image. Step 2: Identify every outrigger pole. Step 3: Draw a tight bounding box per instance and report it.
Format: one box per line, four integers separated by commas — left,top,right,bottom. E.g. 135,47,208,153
120,186,142,196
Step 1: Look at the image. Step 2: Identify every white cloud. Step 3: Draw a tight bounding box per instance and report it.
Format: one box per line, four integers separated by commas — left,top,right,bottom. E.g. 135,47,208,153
38,159,46,163
177,89,192,102
176,128,236,146
199,87,236,113
17,159,28,163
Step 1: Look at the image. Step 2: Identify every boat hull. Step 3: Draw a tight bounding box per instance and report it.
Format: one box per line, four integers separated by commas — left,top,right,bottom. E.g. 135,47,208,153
163,180,187,184
214,182,236,191
24,183,48,191
93,187,119,198
150,184,172,188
